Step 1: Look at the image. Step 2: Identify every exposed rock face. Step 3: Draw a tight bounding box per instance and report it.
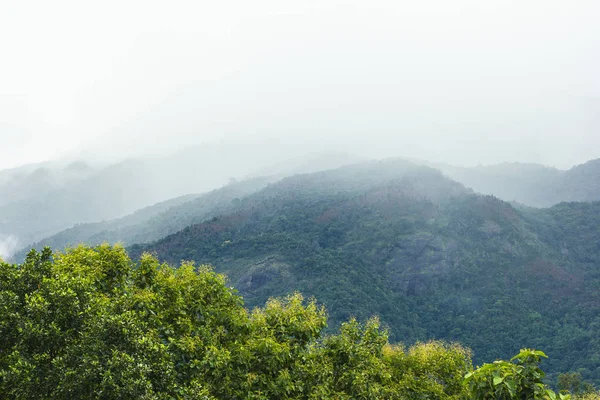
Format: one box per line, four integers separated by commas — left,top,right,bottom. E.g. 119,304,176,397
232,256,296,301
386,233,456,296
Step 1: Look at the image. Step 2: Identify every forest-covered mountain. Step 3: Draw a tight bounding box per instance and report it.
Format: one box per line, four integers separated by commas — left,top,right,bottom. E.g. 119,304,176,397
12,155,600,260
124,160,600,384
438,158,600,207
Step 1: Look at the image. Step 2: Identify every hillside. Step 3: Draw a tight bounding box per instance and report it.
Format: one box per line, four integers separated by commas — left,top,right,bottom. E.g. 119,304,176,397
12,151,361,261
2,147,359,259
129,160,600,383
0,145,264,254
11,177,275,262
561,159,600,202
12,154,600,259
437,158,600,207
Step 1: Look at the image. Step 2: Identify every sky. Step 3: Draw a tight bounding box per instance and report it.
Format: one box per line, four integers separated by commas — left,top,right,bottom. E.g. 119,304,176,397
1,0,599,170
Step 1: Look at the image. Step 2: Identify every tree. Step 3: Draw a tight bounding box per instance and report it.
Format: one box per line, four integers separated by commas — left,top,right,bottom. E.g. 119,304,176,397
0,244,475,399
0,244,573,399
559,373,583,395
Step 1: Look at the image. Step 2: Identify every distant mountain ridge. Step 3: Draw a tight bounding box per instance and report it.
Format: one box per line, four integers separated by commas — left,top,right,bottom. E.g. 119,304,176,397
10,177,275,262
14,155,600,260
8,151,363,261
435,158,600,207
0,160,98,207
0,146,359,258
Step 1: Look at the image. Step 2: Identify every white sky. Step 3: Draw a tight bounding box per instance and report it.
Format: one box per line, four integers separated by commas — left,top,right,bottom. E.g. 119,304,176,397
1,0,599,169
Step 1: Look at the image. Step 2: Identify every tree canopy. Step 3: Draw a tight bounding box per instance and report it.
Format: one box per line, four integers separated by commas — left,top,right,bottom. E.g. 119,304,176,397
0,245,580,399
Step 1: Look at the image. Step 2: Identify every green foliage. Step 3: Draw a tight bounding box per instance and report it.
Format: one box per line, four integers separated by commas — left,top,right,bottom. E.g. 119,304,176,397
1,244,478,399
573,392,600,400
559,373,584,395
464,349,570,400
9,159,600,395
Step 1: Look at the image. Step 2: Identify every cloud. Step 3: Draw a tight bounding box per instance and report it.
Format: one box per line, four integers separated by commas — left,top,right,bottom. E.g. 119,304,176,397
0,0,599,169
0,234,19,260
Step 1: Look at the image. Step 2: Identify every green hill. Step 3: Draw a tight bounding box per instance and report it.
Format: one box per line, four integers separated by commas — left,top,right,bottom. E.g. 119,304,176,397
129,160,600,383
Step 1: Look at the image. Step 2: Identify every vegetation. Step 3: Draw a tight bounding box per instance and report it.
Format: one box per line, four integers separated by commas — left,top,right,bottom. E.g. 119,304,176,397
557,372,597,396
465,349,569,400
124,161,600,384
0,245,577,399
21,156,600,261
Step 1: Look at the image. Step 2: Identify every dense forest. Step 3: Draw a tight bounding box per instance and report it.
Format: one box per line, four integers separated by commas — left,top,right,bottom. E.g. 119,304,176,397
118,160,600,385
0,245,581,399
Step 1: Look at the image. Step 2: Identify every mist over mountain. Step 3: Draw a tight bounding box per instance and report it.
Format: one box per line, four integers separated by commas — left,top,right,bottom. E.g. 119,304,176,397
12,153,600,262
2,148,361,260
0,160,97,207
10,176,275,262
0,144,258,257
435,158,600,207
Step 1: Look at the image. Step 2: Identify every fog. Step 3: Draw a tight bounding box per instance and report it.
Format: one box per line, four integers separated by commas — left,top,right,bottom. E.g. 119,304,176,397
2,1,600,259
0,235,19,261
1,0,599,171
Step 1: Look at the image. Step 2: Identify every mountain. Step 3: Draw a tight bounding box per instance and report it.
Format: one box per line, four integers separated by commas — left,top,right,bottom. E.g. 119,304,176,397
128,160,600,384
0,160,97,207
0,144,359,258
9,149,362,261
0,160,100,257
436,158,600,207
9,151,599,260
11,176,275,262
561,158,600,202
0,159,172,252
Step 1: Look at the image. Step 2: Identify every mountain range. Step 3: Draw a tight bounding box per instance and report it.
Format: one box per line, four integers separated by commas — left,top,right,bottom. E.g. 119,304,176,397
0,145,360,258
436,158,600,207
4,155,600,384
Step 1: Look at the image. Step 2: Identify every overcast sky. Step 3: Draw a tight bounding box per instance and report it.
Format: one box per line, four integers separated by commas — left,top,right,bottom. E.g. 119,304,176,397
1,0,599,170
